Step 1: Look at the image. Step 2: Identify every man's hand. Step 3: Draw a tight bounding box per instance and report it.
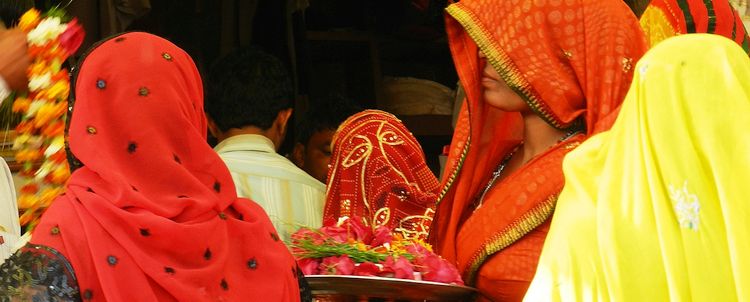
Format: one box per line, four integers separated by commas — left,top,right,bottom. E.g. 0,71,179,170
0,28,29,91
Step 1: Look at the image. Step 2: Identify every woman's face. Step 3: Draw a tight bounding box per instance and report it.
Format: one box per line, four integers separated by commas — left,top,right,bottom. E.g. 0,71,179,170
479,50,529,112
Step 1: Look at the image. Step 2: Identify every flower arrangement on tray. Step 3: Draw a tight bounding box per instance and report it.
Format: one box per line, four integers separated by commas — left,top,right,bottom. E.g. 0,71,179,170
291,216,463,285
11,7,84,231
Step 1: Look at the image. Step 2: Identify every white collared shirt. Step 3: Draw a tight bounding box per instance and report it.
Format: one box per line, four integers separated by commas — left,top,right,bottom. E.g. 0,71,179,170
214,134,325,242
0,158,20,263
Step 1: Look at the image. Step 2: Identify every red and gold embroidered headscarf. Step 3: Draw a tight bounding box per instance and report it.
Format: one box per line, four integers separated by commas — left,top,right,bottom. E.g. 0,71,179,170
640,0,750,53
431,0,648,260
324,110,439,240
30,32,301,301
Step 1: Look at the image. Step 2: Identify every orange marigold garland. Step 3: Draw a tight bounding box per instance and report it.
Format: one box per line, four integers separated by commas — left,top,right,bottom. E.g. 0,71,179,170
12,8,84,231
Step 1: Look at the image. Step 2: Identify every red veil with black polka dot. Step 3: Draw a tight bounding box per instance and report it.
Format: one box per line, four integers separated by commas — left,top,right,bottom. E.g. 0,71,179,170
11,8,84,231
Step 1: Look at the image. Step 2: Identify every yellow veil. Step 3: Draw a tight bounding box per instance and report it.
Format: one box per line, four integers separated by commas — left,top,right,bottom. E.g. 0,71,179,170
524,34,750,301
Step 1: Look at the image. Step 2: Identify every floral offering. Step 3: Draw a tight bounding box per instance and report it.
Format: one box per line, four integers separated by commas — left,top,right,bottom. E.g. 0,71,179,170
290,217,463,285
11,8,84,230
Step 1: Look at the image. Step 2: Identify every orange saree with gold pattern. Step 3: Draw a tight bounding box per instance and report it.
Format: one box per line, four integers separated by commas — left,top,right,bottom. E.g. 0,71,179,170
430,0,647,300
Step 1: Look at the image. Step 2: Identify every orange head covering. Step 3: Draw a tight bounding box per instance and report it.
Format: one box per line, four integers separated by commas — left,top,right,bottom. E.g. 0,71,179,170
431,0,648,263
30,32,301,301
640,0,750,53
324,110,439,240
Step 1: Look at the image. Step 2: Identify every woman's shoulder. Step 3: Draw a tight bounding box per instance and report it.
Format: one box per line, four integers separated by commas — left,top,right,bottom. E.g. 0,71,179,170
0,243,81,302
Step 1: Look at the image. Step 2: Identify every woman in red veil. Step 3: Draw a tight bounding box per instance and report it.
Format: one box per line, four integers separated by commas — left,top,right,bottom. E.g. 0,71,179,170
324,109,440,241
1,32,307,301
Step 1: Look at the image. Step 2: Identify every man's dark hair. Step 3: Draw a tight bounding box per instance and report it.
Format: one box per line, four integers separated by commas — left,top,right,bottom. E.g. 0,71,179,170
205,46,293,132
295,94,361,146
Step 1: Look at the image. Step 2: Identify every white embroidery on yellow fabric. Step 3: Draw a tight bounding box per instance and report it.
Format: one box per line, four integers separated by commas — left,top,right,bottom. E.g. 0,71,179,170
669,180,701,231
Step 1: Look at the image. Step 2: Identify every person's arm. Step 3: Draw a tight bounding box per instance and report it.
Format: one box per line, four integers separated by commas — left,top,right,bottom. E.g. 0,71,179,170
0,27,30,98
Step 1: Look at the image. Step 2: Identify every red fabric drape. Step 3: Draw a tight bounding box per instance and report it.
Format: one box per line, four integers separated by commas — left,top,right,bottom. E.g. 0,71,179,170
31,32,300,302
324,110,439,240
641,0,749,51
430,0,647,300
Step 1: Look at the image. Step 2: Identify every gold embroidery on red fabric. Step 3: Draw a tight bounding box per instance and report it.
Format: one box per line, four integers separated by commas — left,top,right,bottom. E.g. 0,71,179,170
340,199,352,218
330,110,438,238
372,207,391,227
565,141,581,149
396,208,435,240
436,136,470,205
562,49,574,59
342,135,373,168
463,194,557,285
622,57,634,73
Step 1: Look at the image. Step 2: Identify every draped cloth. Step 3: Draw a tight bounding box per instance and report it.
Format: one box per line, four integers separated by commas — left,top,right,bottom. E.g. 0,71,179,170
640,0,750,53
0,158,19,263
429,0,647,300
29,32,301,301
525,34,750,301
324,110,439,240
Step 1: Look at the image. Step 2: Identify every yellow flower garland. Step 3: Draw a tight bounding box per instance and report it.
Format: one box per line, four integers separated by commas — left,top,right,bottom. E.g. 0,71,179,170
12,8,83,231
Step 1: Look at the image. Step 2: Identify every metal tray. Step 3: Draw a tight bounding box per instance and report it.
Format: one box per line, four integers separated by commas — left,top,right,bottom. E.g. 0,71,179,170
306,275,477,301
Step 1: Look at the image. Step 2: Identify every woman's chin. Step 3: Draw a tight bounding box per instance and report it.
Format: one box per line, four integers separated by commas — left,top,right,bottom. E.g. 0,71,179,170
483,92,526,112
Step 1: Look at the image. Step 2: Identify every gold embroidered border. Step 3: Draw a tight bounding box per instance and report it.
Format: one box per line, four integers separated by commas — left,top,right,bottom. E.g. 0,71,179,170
463,194,558,285
436,134,470,205
445,4,565,129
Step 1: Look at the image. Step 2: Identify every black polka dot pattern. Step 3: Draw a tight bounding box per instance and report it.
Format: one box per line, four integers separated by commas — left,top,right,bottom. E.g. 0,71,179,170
204,248,212,260
127,142,137,154
173,154,181,164
114,37,125,42
247,258,257,270
164,267,175,275
138,87,150,97
107,255,118,266
86,187,95,193
83,289,93,300
270,232,279,242
139,228,150,236
213,181,221,193
220,279,228,291
131,185,139,192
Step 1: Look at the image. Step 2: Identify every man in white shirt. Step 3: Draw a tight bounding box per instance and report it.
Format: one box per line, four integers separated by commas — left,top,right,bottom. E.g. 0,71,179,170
0,158,21,263
0,25,28,262
291,95,360,184
205,47,325,242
